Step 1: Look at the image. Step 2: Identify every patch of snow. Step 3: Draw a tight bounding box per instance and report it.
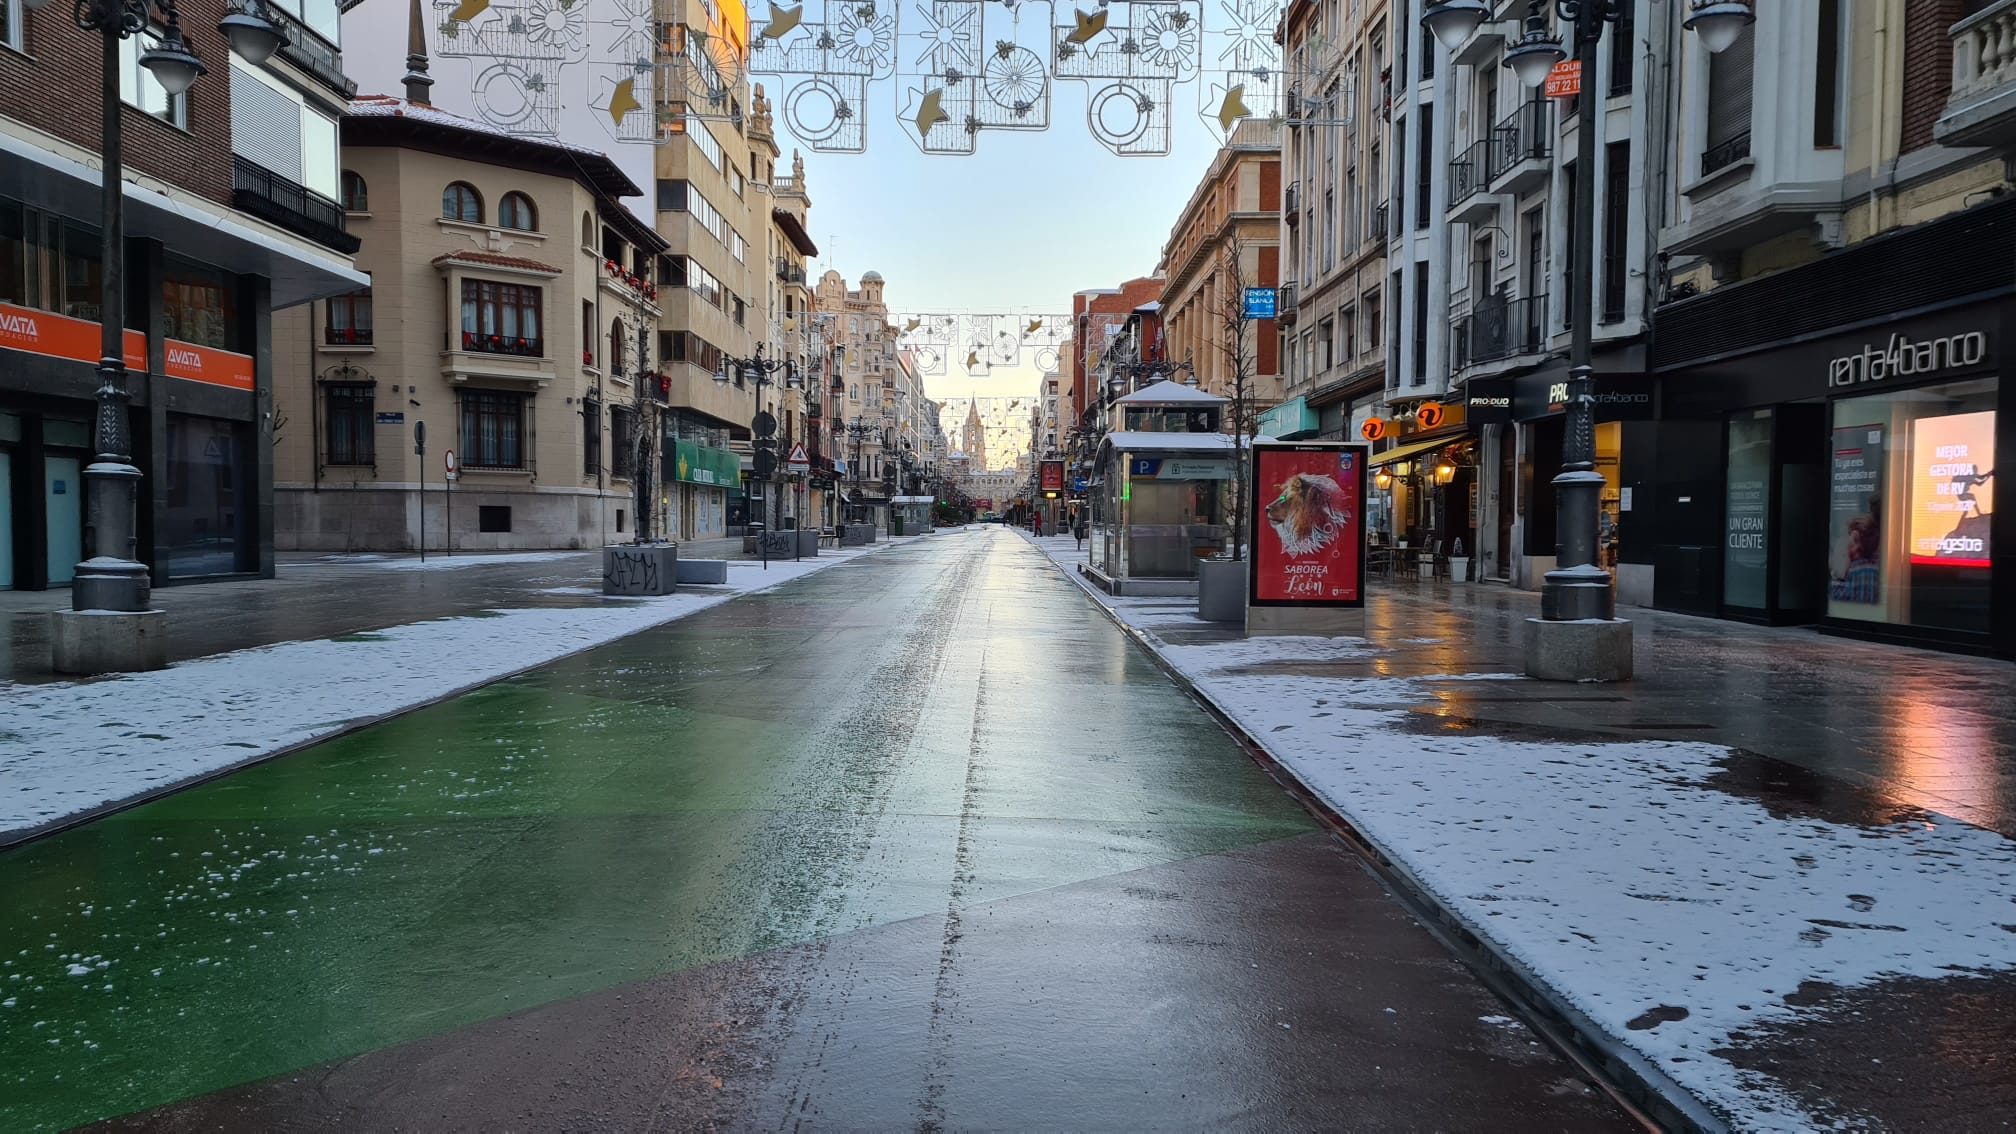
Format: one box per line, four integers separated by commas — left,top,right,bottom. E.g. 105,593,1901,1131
1,544,902,837
1021,531,2016,1130
371,552,588,572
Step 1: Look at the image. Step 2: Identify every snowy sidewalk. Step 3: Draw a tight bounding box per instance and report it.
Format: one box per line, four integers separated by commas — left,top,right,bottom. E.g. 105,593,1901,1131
0,537,925,844
1022,532,2016,1132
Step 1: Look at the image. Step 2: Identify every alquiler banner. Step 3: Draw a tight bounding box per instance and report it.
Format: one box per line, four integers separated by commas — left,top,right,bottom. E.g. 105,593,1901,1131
1248,442,1367,607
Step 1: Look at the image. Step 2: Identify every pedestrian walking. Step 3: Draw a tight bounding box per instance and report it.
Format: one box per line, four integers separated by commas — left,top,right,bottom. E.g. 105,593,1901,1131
1073,514,1087,551
1033,514,1044,537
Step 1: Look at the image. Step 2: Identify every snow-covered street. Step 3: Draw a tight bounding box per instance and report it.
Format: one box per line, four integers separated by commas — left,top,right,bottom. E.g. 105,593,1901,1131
1023,531,2016,1130
0,542,908,841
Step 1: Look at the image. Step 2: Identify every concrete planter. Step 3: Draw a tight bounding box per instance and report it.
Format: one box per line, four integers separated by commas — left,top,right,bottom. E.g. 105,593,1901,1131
602,543,677,595
1449,557,1469,583
1418,560,1436,581
796,529,820,557
841,524,874,547
1196,558,1248,622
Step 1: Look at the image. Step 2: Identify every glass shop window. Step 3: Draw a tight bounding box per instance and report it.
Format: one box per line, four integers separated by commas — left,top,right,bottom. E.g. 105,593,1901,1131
161,413,252,578
1826,376,1996,633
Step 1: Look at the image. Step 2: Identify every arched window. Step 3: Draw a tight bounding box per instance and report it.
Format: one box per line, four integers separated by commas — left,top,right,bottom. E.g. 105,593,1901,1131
580,211,594,248
609,318,626,376
340,171,368,212
442,181,483,223
499,191,538,231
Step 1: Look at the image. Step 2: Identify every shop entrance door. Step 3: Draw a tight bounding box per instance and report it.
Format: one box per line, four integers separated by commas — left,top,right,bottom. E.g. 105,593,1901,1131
1720,406,1826,624
45,456,82,586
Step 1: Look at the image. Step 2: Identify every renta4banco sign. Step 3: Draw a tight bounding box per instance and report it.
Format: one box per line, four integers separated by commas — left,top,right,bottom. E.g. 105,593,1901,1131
1828,331,1988,389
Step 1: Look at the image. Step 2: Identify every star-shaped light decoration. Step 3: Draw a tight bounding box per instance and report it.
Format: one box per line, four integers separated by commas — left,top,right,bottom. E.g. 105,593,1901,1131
448,0,488,20
761,1,803,40
1215,83,1251,133
966,350,981,369
905,318,922,333
607,78,641,126
1026,318,1043,334
912,88,951,136
1066,7,1107,45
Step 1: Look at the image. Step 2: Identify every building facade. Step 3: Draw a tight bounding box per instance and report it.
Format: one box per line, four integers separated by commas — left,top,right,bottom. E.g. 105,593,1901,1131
814,269,900,524
1385,0,1661,589
1158,119,1284,411
2,0,365,590
1275,0,1389,445
1646,0,2014,658
271,93,670,551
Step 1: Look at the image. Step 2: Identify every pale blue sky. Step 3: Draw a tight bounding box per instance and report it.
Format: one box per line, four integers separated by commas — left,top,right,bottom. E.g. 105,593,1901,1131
345,0,1232,402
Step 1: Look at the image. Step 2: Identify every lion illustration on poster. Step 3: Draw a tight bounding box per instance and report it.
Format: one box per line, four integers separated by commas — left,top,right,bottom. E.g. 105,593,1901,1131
1265,473,1353,557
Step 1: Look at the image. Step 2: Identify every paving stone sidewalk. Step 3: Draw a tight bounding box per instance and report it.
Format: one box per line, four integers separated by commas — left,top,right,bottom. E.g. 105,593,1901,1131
1024,534,2016,839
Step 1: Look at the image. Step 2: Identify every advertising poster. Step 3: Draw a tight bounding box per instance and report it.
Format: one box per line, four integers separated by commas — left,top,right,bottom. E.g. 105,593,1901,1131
1249,442,1366,607
1828,424,1885,603
1039,460,1065,493
1909,410,1996,567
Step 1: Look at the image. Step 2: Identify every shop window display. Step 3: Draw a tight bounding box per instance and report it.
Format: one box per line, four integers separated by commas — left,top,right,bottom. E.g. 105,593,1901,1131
1827,377,1995,632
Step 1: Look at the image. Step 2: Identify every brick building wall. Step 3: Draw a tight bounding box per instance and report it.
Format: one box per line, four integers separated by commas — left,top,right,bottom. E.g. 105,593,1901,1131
1,0,234,208
1901,0,1963,154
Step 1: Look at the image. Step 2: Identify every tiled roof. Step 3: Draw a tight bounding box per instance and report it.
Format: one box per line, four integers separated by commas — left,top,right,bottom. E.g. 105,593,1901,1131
348,95,610,159
431,250,564,275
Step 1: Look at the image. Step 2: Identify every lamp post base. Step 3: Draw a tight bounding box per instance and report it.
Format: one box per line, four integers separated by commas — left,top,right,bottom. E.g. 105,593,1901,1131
1523,616,1633,683
51,608,169,674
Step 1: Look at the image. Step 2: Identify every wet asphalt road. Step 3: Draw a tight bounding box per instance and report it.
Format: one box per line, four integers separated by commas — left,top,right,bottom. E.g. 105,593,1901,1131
6,529,1626,1130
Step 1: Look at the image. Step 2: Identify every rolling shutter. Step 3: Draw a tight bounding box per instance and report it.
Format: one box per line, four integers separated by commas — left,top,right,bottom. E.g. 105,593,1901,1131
230,59,304,182
1705,26,1754,148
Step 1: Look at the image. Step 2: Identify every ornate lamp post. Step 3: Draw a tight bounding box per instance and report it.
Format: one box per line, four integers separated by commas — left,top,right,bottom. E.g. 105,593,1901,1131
46,0,280,669
715,344,798,532
842,416,876,524
1421,0,1752,677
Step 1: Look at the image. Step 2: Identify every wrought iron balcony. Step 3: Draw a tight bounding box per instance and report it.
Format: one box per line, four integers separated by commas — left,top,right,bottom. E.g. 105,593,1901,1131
1451,292,1547,370
460,330,544,357
1284,181,1300,220
1701,131,1752,178
232,156,359,254
1936,0,2016,147
1448,139,1496,225
325,325,372,345
1487,101,1551,194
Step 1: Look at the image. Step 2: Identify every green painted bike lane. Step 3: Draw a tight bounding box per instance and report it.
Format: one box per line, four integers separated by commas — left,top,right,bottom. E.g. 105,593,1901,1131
1,533,1311,1131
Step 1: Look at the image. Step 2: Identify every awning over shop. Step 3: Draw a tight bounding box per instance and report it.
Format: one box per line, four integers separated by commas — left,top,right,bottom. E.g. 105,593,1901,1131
669,440,742,486
1256,397,1319,439
1369,426,1468,468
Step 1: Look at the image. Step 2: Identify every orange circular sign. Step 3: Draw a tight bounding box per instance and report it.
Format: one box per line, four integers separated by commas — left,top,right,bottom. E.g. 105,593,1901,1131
1361,418,1386,441
1417,403,1446,429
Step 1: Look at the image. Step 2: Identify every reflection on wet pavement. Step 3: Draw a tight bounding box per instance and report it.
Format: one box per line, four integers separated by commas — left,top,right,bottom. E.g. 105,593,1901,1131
1,532,1626,1131
1167,577,2016,838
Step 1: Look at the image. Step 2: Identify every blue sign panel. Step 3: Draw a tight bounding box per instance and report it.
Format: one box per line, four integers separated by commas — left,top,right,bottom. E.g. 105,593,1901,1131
1129,458,1162,477
375,412,406,425
1071,476,1089,493
1242,287,1277,320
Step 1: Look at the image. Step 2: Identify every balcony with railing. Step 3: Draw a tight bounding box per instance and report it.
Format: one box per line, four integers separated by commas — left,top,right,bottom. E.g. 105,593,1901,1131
1701,130,1751,179
1487,101,1551,195
325,325,372,346
1447,139,1496,225
232,155,359,254
460,330,544,357
1371,201,1388,242
268,4,357,98
1284,181,1300,221
1450,292,1547,371
1936,0,2016,146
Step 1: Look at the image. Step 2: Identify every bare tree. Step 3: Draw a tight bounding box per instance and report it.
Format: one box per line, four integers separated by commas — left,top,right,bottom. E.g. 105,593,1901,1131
1212,234,1258,561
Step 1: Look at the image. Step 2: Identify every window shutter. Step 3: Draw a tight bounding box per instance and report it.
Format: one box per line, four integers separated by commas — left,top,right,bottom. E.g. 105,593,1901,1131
231,67,304,182
1705,26,1754,148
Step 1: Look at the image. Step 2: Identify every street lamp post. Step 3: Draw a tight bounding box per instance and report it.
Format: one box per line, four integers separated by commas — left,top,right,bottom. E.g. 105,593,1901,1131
714,344,799,536
842,416,875,525
1423,0,1752,678
48,0,280,671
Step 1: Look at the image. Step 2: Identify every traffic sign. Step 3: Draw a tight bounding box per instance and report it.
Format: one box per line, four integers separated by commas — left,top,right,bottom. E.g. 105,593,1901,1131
753,410,778,438
786,442,810,471
1242,287,1277,320
754,449,778,478
1545,60,1580,99
444,449,457,475
414,420,425,456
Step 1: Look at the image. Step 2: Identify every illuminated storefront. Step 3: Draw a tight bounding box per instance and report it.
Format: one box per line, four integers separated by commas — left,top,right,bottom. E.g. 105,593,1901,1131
1650,199,2011,658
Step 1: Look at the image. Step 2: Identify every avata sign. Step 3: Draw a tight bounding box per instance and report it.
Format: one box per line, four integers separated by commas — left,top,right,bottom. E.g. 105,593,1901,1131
1828,331,1988,389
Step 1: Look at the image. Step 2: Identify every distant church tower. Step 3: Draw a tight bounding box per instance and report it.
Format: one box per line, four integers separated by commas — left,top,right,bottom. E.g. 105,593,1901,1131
963,402,988,472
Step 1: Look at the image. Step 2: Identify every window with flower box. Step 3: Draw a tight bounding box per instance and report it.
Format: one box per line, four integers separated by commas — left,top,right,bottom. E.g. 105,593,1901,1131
459,279,542,356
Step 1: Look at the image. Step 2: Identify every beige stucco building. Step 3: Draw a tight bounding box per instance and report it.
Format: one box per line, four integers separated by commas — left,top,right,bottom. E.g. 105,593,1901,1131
1157,119,1285,409
271,94,669,551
